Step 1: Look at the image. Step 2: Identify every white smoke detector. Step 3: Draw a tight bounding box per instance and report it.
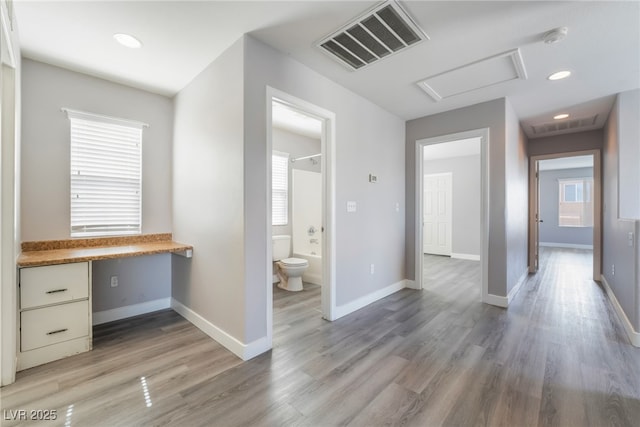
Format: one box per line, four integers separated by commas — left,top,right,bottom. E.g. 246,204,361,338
543,27,568,44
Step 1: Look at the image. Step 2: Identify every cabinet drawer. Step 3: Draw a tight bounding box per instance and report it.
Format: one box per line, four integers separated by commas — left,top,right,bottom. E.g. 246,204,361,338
21,300,89,351
20,263,89,309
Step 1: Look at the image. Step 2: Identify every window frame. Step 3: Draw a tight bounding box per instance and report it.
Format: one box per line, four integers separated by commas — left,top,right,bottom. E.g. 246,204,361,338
66,109,146,238
558,177,594,228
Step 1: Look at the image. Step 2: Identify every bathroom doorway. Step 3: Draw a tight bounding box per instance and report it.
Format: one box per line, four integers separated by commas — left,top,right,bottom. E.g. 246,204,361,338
266,89,336,348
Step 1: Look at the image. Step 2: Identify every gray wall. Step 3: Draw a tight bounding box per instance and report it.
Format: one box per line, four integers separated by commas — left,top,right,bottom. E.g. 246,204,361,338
172,38,246,341
616,89,640,219
539,167,594,246
21,59,174,311
21,59,173,240
505,100,529,294
423,155,480,256
272,127,321,238
407,98,529,297
603,90,640,333
528,130,603,156
172,34,405,347
92,254,170,312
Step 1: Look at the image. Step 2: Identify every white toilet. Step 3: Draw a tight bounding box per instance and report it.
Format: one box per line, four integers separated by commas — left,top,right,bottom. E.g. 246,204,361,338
272,235,308,292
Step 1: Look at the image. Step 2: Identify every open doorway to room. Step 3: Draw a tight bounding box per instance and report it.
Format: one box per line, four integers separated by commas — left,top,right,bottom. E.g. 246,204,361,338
415,129,489,304
266,90,336,348
529,150,602,281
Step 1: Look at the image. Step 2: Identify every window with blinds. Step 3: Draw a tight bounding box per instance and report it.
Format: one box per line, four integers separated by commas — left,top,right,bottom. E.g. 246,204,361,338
67,109,144,237
272,151,289,226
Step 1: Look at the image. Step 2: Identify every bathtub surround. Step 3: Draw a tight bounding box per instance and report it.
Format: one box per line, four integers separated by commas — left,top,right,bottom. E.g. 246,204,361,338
292,169,323,285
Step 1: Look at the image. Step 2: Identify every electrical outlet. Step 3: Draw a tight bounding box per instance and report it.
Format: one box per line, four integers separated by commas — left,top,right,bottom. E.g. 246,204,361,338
395,202,400,212
370,264,375,275
611,264,615,276
347,201,357,213
110,276,118,287
629,232,635,248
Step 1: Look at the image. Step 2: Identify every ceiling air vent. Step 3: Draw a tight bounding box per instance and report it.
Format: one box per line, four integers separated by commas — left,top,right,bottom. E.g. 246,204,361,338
317,0,428,71
531,114,599,136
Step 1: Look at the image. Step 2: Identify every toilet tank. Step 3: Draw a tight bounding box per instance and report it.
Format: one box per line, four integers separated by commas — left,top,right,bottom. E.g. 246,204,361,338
272,235,291,261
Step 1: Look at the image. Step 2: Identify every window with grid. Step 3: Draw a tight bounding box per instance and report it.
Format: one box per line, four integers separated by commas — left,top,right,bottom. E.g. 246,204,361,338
272,151,289,226
559,177,594,227
67,110,143,237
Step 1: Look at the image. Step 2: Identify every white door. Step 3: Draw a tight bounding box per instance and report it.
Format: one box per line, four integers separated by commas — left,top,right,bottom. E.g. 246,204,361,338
423,173,452,256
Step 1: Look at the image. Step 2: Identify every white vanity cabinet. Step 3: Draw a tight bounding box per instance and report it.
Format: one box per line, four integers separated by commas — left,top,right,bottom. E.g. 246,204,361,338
17,262,92,370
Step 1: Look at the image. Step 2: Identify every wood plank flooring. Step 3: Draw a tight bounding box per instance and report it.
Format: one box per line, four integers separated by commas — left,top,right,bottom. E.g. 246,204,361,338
1,248,638,426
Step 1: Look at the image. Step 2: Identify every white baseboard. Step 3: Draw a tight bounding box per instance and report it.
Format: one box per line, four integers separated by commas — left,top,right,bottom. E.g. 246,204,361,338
405,279,418,290
93,298,171,325
451,253,481,261
483,293,508,308
600,276,640,347
334,280,406,320
507,268,530,305
171,298,271,360
539,242,593,250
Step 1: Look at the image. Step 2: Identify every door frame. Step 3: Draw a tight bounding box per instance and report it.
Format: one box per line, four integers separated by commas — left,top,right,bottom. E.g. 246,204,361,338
415,128,489,303
265,87,337,350
528,149,602,280
422,172,453,256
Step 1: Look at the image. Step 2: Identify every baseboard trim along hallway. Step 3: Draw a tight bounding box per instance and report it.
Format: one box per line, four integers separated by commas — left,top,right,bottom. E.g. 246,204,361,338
333,280,407,319
601,275,640,347
93,298,171,325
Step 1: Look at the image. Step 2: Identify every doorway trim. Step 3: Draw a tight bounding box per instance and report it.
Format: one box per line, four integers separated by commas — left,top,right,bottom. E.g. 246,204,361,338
415,128,490,303
528,149,602,280
265,87,337,350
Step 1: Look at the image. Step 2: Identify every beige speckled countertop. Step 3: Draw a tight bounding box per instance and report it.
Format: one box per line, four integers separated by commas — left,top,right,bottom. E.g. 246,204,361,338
17,234,193,267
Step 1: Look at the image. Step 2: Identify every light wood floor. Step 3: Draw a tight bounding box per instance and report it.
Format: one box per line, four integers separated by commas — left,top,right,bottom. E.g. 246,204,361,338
2,248,638,426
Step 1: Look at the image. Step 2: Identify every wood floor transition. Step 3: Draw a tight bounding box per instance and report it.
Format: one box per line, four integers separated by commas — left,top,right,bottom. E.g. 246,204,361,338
1,248,638,426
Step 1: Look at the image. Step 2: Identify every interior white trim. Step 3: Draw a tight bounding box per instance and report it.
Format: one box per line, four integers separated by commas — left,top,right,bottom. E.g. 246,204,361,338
601,276,640,347
92,297,171,325
334,280,407,320
539,242,593,250
484,293,508,308
507,268,530,305
405,279,418,290
171,298,268,360
451,253,481,261
415,128,489,304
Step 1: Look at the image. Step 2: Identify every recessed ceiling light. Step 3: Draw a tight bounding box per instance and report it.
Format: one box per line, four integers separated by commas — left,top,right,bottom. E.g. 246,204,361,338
554,113,570,120
113,33,143,49
548,70,571,81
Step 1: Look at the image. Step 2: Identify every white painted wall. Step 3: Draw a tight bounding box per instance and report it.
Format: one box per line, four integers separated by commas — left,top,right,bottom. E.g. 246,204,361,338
172,38,246,342
243,36,406,341
20,59,173,241
603,90,640,334
617,89,640,220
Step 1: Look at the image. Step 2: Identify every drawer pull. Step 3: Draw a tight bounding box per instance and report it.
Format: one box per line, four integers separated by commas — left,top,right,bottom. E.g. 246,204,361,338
46,328,68,335
46,288,68,294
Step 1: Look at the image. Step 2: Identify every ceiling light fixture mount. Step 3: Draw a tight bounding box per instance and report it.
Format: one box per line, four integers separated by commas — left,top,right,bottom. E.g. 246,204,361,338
554,113,570,120
543,27,568,44
113,33,143,49
548,70,571,81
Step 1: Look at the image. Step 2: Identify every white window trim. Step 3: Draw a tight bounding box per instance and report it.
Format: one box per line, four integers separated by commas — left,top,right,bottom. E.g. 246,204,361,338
66,108,145,237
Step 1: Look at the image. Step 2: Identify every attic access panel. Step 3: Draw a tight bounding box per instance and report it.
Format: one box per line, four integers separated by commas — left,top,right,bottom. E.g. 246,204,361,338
318,0,428,71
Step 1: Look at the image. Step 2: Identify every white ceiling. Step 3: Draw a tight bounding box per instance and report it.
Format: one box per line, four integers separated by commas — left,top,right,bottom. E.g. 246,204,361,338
539,155,593,171
14,1,640,139
272,101,322,139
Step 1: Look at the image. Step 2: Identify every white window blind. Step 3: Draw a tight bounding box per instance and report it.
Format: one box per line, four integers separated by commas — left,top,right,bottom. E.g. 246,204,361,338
558,177,594,227
272,151,289,226
67,109,144,237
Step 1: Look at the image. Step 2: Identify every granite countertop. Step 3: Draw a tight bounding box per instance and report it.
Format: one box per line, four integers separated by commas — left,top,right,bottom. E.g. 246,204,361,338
17,234,193,267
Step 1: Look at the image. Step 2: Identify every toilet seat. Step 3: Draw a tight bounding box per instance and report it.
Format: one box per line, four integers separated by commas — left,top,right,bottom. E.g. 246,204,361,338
279,257,309,267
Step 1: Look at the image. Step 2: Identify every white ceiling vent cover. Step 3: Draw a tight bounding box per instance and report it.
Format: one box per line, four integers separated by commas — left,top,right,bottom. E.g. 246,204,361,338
417,49,528,102
531,114,599,136
317,0,428,71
